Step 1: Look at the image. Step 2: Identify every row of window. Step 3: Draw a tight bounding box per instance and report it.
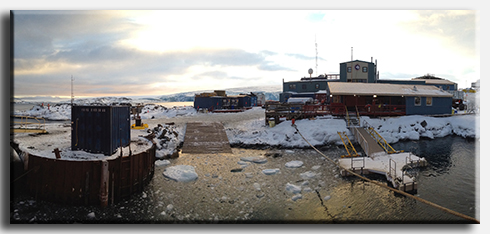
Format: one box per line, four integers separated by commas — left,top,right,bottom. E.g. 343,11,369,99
414,97,432,106
288,84,321,90
347,66,368,73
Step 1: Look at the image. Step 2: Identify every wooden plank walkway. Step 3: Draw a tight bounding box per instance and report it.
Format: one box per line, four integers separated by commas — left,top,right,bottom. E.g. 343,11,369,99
181,122,232,154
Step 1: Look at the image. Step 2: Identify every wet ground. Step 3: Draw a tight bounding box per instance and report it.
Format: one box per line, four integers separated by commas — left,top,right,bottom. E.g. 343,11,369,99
10,136,478,223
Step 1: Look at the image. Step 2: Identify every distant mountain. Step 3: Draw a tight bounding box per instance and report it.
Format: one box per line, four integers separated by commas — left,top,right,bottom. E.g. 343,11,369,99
157,85,282,102
13,85,283,104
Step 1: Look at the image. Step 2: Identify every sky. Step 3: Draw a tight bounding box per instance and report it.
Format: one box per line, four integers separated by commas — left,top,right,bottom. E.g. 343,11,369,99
12,9,479,98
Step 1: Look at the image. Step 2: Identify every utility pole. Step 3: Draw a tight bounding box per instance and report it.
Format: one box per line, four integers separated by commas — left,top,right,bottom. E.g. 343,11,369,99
71,75,74,106
315,35,318,77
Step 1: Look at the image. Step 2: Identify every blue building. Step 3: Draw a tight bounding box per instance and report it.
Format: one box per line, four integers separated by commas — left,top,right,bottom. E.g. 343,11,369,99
326,82,453,116
194,91,257,111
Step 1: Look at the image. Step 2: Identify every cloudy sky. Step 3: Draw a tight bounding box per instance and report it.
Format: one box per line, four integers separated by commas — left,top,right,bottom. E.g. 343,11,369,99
12,9,479,98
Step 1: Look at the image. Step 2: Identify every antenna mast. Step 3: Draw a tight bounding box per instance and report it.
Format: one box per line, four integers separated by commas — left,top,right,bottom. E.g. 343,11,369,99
315,35,318,77
71,75,74,106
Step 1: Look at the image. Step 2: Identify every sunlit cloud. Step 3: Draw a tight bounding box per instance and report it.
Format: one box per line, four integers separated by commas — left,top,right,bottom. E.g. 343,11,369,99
12,10,478,98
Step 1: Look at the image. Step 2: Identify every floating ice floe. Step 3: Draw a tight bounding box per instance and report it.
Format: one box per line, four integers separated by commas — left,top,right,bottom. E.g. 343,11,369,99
300,171,317,179
240,156,268,164
253,183,261,191
291,194,303,201
285,183,301,194
285,160,303,168
155,159,171,167
262,168,280,175
163,165,198,182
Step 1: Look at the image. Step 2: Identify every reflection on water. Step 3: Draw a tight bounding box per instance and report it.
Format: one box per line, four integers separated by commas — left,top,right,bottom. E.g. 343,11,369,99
10,136,477,223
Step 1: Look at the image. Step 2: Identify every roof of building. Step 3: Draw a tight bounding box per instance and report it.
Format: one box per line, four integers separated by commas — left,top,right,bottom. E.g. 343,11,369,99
327,82,453,97
340,59,374,65
411,78,456,85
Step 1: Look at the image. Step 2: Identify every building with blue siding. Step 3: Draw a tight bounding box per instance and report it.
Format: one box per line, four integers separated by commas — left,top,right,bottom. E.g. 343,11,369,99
327,82,453,116
194,90,257,111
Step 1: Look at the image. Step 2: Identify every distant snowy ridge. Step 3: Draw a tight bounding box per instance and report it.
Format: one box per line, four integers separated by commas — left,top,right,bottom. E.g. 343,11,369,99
158,85,282,102
14,85,282,104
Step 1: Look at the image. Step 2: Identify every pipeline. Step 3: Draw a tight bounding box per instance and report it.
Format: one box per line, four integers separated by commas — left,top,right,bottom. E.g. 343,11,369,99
293,124,479,224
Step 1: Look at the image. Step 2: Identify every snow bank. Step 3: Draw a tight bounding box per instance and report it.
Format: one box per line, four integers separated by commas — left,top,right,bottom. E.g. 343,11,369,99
163,165,198,182
14,102,197,121
227,116,350,148
361,114,478,144
227,114,478,147
13,104,72,120
139,105,196,120
153,124,186,159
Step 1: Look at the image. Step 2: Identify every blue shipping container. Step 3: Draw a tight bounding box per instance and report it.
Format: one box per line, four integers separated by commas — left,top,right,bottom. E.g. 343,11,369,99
71,105,130,155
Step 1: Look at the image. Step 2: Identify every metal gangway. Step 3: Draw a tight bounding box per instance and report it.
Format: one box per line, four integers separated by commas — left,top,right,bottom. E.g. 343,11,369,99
337,106,427,193
11,115,47,134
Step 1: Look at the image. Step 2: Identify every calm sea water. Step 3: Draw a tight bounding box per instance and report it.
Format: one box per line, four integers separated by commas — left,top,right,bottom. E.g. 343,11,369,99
10,136,477,223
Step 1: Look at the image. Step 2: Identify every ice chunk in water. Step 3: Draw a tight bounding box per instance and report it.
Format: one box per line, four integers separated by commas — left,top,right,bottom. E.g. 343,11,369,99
163,165,198,182
262,168,280,175
285,183,301,194
285,160,303,168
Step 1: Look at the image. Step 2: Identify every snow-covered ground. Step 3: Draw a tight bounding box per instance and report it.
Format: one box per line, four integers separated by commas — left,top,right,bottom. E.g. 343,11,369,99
12,97,479,161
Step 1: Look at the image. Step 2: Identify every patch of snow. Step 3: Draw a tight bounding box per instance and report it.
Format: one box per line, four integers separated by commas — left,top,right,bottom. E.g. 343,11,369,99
285,160,303,168
163,165,198,182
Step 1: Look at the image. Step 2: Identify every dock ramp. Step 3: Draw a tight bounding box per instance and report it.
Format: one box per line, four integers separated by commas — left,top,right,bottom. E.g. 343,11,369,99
181,122,232,154
338,110,427,192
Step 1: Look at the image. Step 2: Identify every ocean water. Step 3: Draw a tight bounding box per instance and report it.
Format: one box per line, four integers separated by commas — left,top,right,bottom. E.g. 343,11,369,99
10,136,477,223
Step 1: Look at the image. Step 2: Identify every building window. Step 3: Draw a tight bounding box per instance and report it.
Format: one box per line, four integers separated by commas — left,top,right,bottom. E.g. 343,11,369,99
362,67,368,73
333,96,341,103
289,84,296,90
347,67,352,73
302,84,307,90
426,97,432,106
414,96,421,106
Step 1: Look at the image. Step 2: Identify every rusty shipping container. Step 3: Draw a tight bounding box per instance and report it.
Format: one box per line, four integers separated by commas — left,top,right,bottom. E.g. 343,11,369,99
71,106,130,155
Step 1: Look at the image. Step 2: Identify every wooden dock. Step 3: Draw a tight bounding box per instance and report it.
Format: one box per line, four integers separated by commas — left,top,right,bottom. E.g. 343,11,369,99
181,122,232,154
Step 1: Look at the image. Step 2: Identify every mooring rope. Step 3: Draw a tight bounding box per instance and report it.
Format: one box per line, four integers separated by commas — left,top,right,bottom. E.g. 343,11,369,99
293,125,480,224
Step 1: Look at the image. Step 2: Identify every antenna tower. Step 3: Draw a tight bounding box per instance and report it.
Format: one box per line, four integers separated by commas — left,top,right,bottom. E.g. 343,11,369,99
315,35,318,77
71,75,74,106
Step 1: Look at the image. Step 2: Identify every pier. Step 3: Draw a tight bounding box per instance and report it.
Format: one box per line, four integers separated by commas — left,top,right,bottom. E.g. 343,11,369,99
337,110,427,193
181,122,232,154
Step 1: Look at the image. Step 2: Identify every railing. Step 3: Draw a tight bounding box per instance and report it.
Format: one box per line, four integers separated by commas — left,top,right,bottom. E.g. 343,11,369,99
354,104,406,116
389,159,398,185
338,131,360,158
11,115,47,133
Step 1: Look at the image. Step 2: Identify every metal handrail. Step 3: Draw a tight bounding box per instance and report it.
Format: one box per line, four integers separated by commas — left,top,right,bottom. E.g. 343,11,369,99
11,115,46,132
